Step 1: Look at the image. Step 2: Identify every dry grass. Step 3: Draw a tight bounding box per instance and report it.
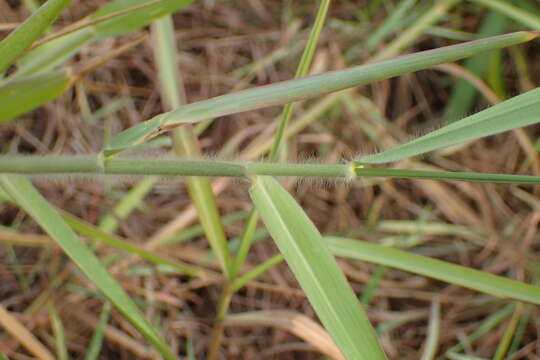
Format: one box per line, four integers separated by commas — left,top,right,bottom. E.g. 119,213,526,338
1,1,540,359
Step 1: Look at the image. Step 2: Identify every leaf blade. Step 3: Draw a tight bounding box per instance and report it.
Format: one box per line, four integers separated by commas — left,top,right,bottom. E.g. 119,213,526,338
107,31,538,154
470,0,540,30
249,176,387,360
0,175,176,360
0,71,71,123
14,0,194,78
0,0,72,73
93,0,194,38
326,236,540,305
15,29,94,78
359,86,540,164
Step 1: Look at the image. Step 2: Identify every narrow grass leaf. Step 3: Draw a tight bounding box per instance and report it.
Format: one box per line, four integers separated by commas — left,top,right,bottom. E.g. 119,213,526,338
325,237,540,305
365,0,417,51
269,0,330,159
97,176,157,233
470,0,540,29
3,34,145,122
493,303,522,360
231,254,284,292
186,337,196,360
249,176,387,360
231,210,260,278
0,70,72,123
444,11,508,122
487,44,506,99
371,0,460,61
0,175,176,360
359,86,540,164
359,265,387,305
446,303,515,355
49,306,68,360
15,29,94,77
353,165,540,184
14,0,193,77
507,303,533,356
107,31,537,154
62,213,200,277
0,0,71,73
83,302,111,360
93,0,194,38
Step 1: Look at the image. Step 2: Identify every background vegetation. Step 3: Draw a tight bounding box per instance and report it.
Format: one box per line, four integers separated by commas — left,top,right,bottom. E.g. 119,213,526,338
1,0,540,359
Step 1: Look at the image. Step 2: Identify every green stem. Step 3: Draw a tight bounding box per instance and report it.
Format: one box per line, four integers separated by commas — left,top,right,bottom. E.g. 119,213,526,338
3,156,540,184
0,156,349,177
246,162,348,177
0,155,103,174
230,210,259,279
108,158,245,176
231,254,285,292
207,283,234,360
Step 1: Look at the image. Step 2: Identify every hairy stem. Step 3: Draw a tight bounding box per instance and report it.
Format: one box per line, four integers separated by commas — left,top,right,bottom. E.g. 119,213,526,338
2,156,540,184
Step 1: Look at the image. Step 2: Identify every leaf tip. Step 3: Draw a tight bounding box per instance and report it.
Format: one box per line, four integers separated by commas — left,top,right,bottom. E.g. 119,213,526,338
525,30,540,41
105,116,163,155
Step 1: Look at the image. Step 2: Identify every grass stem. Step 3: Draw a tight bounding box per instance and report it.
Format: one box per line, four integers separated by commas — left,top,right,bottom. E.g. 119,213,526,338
3,156,540,184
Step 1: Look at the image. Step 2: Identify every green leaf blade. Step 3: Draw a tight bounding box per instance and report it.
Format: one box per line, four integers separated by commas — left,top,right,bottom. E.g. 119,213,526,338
83,302,111,360
0,0,72,74
249,176,387,360
107,31,538,154
326,237,540,305
63,214,200,277
359,86,540,164
11,0,194,79
353,166,540,184
470,0,540,30
444,10,508,122
0,71,72,123
15,29,94,78
93,0,194,39
104,115,164,156
0,175,176,360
